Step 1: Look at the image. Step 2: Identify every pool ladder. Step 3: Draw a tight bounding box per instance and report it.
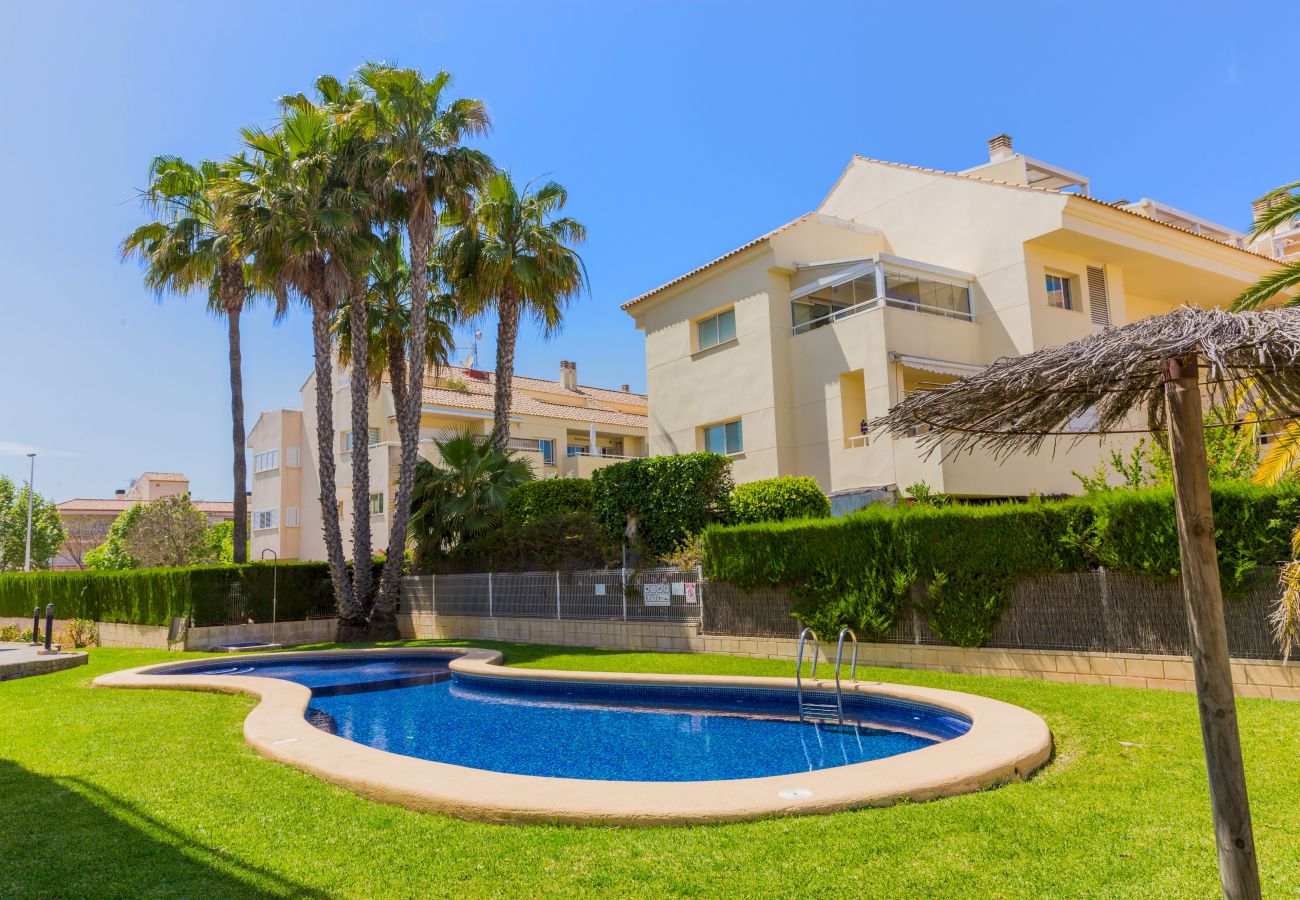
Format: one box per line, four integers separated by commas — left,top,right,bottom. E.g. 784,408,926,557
795,628,858,728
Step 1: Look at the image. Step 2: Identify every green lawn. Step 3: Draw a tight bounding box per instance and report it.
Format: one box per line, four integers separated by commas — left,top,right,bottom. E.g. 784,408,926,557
2,642,1298,898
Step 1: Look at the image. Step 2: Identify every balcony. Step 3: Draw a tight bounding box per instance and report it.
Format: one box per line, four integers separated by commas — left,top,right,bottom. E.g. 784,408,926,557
791,255,974,335
561,448,644,478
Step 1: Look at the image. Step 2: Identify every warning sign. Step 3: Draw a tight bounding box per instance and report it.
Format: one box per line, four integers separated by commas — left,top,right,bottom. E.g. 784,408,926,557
684,583,698,604
642,583,671,606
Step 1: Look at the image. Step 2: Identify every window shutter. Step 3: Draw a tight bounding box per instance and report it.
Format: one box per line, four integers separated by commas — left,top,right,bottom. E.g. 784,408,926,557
1087,265,1111,327
286,447,300,468
286,507,299,528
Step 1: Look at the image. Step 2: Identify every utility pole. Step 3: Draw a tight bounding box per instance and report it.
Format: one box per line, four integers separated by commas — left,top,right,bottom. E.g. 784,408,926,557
23,452,36,572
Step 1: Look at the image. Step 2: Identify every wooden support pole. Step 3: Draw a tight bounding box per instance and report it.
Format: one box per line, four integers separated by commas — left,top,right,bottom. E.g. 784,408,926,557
1162,353,1261,900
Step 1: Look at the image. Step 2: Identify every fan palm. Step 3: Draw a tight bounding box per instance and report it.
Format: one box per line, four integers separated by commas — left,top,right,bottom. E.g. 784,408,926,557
408,430,534,554
222,96,373,626
1231,180,1300,657
121,156,252,564
447,171,587,450
350,62,493,633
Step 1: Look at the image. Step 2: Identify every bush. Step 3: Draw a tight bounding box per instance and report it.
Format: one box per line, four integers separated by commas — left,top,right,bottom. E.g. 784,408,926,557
591,453,733,560
503,478,594,527
61,618,98,648
729,476,830,524
702,484,1300,648
447,512,618,572
0,623,19,641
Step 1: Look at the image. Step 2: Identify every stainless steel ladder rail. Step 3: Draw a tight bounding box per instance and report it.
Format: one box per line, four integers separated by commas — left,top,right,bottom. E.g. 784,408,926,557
833,628,859,725
795,627,819,723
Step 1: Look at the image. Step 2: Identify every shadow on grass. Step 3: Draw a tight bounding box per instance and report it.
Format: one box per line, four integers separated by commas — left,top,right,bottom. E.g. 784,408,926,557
289,637,642,667
0,758,325,899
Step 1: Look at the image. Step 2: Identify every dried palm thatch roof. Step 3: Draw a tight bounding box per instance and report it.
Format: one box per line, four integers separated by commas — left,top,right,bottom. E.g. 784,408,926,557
872,306,1300,457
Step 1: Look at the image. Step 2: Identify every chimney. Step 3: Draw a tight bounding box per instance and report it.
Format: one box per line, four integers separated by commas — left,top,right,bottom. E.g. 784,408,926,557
560,360,577,391
1252,195,1281,225
621,384,630,392
114,489,125,498
988,133,1014,162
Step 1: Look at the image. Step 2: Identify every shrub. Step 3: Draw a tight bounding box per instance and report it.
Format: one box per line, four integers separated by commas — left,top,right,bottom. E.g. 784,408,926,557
728,477,830,524
447,512,617,572
62,618,98,648
591,453,733,559
702,484,1300,648
0,623,19,641
503,478,594,527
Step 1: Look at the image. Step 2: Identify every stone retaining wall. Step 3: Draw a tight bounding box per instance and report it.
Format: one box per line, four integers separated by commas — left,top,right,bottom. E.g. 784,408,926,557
397,613,1300,701
185,618,337,650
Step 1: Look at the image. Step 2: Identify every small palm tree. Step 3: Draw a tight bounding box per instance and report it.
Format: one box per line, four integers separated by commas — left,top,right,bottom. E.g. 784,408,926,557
350,62,493,631
447,171,587,449
409,430,534,555
1232,179,1300,657
121,156,252,564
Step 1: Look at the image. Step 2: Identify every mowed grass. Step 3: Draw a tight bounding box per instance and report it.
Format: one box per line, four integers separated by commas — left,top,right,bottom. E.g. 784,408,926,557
2,641,1298,899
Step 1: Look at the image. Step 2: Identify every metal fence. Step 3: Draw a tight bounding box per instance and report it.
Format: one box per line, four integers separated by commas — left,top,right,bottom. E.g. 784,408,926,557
698,567,1291,661
402,566,704,623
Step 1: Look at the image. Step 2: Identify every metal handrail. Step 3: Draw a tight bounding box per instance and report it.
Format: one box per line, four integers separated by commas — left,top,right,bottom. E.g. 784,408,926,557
834,628,859,725
795,627,820,723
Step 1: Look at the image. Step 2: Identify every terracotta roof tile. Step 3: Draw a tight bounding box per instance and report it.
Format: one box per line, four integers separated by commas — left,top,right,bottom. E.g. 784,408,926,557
419,381,648,429
58,498,235,514
134,472,189,482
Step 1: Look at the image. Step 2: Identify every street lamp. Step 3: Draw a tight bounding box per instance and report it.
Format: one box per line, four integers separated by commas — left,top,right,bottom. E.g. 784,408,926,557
23,453,35,572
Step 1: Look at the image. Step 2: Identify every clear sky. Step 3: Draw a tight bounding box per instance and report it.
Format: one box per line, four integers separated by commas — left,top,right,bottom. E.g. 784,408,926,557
1,0,1296,503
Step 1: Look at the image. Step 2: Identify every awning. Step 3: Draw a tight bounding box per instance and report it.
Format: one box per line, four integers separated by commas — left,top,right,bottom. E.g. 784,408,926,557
888,352,984,378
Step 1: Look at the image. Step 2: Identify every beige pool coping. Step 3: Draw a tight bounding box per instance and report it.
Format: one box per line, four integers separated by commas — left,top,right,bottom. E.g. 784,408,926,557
93,646,1052,826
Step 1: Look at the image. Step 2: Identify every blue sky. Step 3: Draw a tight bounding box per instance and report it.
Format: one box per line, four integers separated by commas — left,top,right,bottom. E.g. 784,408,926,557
1,0,1297,503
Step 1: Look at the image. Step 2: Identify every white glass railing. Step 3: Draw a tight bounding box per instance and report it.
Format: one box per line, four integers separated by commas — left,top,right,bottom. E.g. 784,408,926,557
792,295,974,335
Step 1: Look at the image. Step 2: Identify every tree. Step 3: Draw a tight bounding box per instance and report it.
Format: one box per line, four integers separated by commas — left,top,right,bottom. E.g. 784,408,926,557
409,430,534,556
121,156,252,564
0,475,66,571
121,495,212,568
224,93,374,631
351,62,492,636
447,171,587,449
84,504,145,569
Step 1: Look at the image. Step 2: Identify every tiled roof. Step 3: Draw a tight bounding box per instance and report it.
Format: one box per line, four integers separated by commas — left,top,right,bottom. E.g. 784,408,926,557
418,366,648,429
621,156,1276,312
420,364,645,405
621,213,814,311
58,498,235,514
134,472,189,482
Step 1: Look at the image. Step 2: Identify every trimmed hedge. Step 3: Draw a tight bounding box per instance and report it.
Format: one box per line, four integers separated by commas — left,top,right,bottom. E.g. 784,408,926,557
0,562,335,627
703,482,1300,647
448,512,617,572
729,476,830,524
503,478,594,527
591,452,733,559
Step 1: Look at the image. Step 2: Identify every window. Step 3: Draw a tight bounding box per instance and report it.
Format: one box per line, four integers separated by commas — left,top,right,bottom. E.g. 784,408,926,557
696,308,737,351
342,427,381,453
790,257,973,333
285,447,300,468
1046,272,1075,310
539,439,555,466
285,507,300,528
703,419,743,454
253,449,279,473
253,508,278,531
369,492,385,516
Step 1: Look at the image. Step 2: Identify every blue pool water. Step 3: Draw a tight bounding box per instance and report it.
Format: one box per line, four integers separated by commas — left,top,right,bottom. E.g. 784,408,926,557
163,654,970,781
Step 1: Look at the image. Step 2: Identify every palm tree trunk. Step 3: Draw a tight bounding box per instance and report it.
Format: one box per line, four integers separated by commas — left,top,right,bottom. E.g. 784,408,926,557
343,276,372,636
310,291,355,623
222,266,248,565
492,287,521,450
371,189,431,638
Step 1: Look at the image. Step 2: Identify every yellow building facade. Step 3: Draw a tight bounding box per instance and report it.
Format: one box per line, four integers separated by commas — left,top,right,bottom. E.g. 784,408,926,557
248,362,648,562
622,135,1283,507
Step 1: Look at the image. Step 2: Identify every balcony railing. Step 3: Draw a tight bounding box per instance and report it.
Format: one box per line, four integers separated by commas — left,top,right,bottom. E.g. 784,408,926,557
792,295,973,335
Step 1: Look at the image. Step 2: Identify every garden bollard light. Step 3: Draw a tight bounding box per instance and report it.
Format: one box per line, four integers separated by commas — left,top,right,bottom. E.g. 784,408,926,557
44,604,54,651
31,606,40,645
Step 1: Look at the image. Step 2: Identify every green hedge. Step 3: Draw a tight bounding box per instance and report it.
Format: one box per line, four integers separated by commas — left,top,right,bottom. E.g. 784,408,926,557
448,512,617,572
0,562,335,627
729,476,830,524
703,483,1300,647
591,452,733,559
503,478,594,527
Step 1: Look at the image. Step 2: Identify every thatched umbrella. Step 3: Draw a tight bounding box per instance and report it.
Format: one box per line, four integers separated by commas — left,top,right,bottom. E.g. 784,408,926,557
873,306,1300,900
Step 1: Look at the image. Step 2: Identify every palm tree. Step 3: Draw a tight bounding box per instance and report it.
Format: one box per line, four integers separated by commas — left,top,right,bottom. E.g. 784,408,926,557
409,430,534,556
446,171,587,449
351,63,493,634
121,156,252,564
1231,179,1300,657
222,96,373,631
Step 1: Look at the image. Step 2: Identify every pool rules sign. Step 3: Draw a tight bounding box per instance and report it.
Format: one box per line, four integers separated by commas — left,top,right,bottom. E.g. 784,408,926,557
642,583,671,606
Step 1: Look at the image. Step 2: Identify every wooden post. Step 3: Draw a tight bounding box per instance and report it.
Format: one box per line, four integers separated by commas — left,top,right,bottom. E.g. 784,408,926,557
1163,354,1261,900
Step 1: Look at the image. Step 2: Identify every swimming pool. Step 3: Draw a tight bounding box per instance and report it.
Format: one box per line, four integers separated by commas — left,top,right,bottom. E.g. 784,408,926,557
98,647,1052,824
163,653,967,781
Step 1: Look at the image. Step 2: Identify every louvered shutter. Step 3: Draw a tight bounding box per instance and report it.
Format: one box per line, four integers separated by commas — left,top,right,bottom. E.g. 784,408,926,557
1087,265,1111,327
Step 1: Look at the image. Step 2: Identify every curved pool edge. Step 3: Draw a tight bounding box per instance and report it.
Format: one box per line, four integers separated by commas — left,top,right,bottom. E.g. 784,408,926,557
93,646,1053,826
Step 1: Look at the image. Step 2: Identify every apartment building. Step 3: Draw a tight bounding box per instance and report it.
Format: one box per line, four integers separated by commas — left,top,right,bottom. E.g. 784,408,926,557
248,361,648,561
622,135,1283,506
55,472,236,568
